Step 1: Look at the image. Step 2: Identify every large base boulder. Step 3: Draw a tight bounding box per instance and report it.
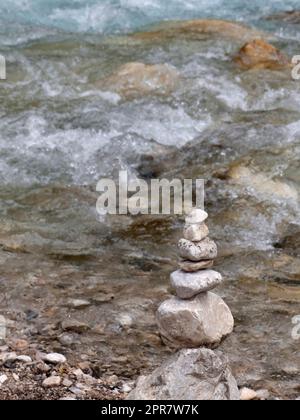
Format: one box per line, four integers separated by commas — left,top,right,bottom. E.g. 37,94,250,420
234,39,290,70
157,292,234,349
127,348,240,400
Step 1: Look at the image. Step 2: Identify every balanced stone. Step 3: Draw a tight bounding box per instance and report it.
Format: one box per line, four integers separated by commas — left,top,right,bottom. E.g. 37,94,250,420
185,209,208,225
170,270,223,299
157,292,234,348
183,223,209,242
178,237,217,261
179,259,214,272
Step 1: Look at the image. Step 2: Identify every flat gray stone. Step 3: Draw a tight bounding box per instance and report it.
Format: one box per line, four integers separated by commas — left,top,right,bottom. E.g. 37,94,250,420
179,259,214,272
178,237,217,261
170,270,223,299
183,223,209,242
157,292,234,349
127,348,240,400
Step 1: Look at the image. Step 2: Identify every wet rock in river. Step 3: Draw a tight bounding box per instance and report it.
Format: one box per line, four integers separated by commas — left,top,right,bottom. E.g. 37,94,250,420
133,19,268,43
127,348,239,400
266,10,300,24
234,39,290,70
227,164,298,201
157,292,234,349
98,62,180,99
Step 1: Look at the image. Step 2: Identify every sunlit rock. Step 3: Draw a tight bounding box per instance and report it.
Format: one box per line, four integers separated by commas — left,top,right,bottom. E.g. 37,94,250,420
157,292,234,349
127,348,240,400
234,39,290,70
97,62,180,99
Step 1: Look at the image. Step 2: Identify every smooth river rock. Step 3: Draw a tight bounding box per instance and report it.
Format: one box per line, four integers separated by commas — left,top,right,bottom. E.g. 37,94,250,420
178,238,218,262
179,259,214,272
170,270,223,299
127,348,240,400
157,292,234,348
183,222,209,242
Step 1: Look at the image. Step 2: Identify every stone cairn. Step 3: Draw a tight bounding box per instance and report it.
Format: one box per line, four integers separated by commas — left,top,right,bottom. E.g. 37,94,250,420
157,209,234,349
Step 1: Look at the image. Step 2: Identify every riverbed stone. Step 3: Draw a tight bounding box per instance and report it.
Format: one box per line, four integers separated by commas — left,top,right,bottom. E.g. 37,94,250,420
99,62,180,99
61,320,90,333
170,270,223,299
42,353,67,365
127,348,239,400
234,39,290,70
178,238,218,262
42,376,62,388
157,292,234,348
179,259,214,272
183,223,209,242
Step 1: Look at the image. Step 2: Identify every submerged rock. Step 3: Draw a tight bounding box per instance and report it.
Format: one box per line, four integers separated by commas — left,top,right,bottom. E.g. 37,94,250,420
98,62,180,99
127,348,239,400
157,292,234,348
234,39,290,70
266,10,300,24
227,164,298,201
132,19,268,43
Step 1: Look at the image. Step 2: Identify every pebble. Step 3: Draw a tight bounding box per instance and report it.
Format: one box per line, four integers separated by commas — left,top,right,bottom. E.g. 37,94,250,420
240,387,258,401
179,259,214,272
0,374,8,386
43,353,67,365
43,376,62,388
171,270,223,299
10,339,29,351
61,320,90,333
185,209,208,225
178,238,218,262
0,352,17,362
256,389,270,400
62,378,73,388
12,373,19,382
67,299,91,309
122,383,133,393
183,223,209,242
59,333,76,347
16,355,32,363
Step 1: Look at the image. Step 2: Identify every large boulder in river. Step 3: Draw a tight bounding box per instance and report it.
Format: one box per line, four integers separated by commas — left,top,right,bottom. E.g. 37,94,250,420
98,62,180,99
132,19,268,43
234,39,290,70
127,348,240,400
157,292,234,349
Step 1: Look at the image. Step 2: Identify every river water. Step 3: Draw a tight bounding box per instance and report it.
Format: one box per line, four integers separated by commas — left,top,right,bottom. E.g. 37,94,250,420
0,0,299,399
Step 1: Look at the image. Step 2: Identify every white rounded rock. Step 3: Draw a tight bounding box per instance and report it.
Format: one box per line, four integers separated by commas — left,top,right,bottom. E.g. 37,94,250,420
170,270,223,299
157,292,234,349
185,209,208,225
43,353,67,365
178,238,217,261
183,223,209,242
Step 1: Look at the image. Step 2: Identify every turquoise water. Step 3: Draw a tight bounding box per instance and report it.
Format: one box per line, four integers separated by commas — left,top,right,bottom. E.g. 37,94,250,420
0,0,300,43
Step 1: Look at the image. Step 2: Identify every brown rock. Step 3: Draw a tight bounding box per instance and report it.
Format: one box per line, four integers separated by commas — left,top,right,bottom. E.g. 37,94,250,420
179,259,214,272
266,10,300,24
61,319,90,333
98,62,179,99
234,39,290,70
133,19,268,43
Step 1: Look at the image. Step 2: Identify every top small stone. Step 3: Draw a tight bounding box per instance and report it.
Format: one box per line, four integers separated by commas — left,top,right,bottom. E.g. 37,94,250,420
185,209,208,225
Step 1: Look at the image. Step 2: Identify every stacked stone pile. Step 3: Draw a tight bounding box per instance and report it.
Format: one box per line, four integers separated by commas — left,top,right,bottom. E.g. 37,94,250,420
157,209,234,349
